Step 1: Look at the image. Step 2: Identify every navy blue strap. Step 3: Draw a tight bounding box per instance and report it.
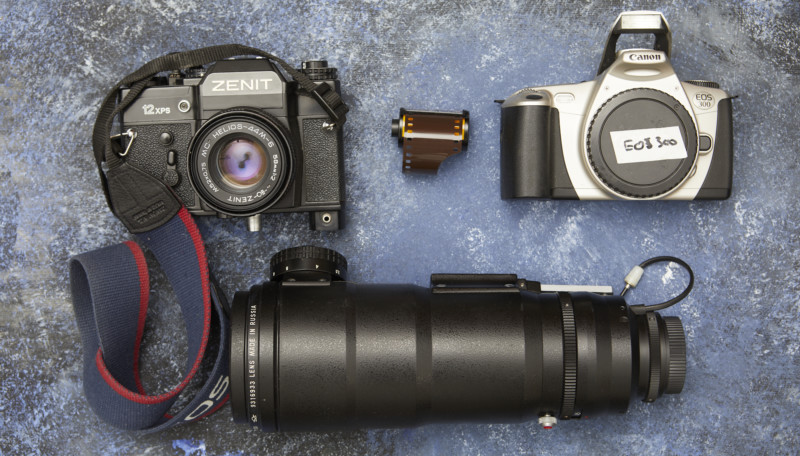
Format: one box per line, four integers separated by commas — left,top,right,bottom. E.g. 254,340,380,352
70,207,229,432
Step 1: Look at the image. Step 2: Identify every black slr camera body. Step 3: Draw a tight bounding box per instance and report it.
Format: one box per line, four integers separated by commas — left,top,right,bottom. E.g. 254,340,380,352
119,58,344,231
500,11,733,200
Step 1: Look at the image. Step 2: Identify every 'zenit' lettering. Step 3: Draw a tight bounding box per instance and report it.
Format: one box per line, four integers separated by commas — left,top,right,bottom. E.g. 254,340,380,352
211,78,273,92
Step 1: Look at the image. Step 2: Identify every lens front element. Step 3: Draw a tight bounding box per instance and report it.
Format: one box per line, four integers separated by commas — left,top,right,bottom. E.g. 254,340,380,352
218,138,268,190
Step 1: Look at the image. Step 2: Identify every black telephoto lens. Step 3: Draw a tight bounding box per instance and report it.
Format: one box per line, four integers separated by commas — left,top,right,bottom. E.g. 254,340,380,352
229,246,686,432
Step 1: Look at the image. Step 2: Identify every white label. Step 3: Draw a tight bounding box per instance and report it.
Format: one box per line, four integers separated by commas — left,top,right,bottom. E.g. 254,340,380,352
610,127,687,164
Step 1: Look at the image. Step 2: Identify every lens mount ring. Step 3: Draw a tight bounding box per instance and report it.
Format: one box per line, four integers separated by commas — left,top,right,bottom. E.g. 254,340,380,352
189,109,293,216
229,286,264,427
229,289,248,424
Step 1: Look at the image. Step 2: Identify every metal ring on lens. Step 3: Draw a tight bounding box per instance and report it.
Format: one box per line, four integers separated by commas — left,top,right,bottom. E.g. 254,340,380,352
230,283,278,431
664,317,687,394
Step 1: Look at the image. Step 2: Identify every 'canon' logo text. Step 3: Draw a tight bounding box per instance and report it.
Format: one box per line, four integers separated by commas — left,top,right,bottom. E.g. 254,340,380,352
629,53,663,62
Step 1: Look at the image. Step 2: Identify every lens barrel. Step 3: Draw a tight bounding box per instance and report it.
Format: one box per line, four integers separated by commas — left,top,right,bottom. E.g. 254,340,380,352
230,250,686,432
189,109,292,215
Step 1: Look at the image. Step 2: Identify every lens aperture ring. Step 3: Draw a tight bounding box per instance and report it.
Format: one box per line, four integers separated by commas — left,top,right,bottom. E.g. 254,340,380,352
558,293,578,419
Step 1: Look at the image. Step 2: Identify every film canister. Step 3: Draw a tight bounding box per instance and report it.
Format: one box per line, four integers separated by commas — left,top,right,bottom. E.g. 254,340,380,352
391,108,470,173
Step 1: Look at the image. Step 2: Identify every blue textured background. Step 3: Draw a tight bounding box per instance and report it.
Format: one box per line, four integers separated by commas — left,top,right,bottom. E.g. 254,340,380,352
1,1,799,454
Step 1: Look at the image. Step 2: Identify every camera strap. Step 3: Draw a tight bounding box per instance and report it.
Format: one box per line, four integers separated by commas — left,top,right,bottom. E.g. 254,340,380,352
69,207,230,432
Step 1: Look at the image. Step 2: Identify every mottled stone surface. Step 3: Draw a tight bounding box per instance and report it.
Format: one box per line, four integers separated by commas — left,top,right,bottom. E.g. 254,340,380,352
1,0,799,454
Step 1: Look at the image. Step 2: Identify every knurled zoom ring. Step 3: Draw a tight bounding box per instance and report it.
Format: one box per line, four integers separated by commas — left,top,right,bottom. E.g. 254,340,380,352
559,293,578,419
645,313,662,402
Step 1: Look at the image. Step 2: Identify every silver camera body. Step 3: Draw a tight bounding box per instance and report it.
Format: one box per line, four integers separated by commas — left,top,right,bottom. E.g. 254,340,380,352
500,11,733,200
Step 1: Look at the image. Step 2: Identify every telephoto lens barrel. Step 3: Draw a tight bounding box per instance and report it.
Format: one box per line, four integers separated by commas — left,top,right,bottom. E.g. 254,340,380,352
230,246,686,432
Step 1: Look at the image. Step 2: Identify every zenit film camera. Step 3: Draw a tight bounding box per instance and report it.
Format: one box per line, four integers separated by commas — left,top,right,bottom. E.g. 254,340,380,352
500,11,734,200
118,58,344,231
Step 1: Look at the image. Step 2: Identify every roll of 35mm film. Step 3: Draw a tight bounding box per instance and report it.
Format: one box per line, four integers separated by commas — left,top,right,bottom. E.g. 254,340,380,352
391,108,470,173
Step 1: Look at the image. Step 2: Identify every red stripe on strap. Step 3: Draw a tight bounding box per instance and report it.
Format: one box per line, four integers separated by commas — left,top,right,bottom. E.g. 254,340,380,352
176,207,212,392
95,349,179,404
124,240,149,395
95,208,212,405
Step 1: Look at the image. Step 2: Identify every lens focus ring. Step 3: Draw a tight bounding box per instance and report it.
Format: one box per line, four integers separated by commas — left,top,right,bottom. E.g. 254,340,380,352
664,317,687,394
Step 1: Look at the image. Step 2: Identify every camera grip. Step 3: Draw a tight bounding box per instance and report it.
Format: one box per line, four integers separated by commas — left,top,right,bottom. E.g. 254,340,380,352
301,118,343,204
500,105,553,199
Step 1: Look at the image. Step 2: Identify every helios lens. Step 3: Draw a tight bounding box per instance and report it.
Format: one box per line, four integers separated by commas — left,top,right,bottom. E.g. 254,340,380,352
189,110,292,215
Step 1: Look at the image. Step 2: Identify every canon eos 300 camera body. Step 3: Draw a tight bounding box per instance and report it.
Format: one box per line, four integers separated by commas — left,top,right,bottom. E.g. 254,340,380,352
500,11,733,200
118,58,344,231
